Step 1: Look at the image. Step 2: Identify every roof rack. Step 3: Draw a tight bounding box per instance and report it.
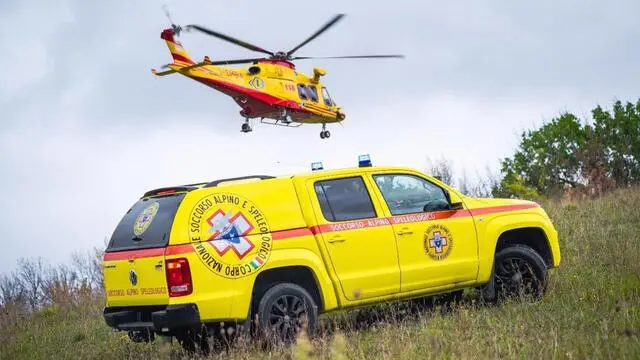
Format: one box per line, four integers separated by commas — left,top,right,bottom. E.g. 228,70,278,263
142,185,201,198
181,181,210,187
203,175,275,188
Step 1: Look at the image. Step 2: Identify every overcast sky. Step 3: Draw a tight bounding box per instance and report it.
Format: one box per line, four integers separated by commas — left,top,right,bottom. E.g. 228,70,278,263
1,0,638,274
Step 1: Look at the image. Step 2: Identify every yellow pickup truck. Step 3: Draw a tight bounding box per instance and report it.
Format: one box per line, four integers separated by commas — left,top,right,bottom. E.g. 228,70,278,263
102,157,561,353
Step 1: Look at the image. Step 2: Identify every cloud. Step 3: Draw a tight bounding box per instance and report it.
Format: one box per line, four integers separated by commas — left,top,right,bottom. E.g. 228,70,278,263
0,1,75,101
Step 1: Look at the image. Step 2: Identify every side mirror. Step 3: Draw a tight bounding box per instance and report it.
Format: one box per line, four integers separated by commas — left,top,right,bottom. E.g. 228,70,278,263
446,190,465,210
422,199,463,212
449,201,464,210
423,200,450,212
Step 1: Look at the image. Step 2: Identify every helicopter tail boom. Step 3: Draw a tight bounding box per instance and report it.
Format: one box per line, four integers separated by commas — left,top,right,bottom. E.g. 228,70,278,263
161,28,195,66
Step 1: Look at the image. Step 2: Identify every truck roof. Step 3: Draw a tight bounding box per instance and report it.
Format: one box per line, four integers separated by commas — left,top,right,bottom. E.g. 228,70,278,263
290,165,420,179
141,165,424,198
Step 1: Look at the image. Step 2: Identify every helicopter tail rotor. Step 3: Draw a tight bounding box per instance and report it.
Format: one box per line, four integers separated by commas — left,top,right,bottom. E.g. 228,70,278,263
160,28,195,65
161,2,185,36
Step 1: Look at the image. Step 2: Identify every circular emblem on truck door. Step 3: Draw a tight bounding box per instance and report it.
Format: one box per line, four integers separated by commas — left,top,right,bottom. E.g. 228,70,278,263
423,224,454,261
188,192,272,279
133,202,159,236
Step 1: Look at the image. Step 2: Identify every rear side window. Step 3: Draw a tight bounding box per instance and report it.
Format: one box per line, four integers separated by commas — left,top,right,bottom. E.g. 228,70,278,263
297,84,308,100
308,85,319,102
314,177,376,222
106,194,186,252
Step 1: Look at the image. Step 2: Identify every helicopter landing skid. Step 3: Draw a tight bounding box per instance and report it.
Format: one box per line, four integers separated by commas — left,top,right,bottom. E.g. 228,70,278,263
259,118,303,128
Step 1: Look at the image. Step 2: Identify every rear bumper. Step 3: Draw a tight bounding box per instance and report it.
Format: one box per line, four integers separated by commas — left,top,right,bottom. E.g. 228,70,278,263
103,303,200,333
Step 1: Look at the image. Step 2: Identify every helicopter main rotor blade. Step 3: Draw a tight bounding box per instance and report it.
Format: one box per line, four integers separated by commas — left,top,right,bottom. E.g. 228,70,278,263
208,58,265,65
291,54,405,60
186,24,274,56
286,14,345,57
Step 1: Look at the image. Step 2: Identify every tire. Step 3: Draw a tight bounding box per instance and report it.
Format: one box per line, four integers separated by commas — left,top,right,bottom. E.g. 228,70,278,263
491,244,548,301
175,326,209,356
256,283,319,346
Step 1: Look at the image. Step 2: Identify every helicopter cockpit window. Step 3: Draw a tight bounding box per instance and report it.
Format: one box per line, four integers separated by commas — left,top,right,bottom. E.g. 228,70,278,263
297,84,308,100
308,86,319,102
322,87,333,106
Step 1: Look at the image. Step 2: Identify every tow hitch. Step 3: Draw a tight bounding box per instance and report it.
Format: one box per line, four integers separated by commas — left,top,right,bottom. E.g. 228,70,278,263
128,329,155,343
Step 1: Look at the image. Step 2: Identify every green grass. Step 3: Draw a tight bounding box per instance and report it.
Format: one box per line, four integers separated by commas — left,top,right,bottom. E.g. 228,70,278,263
2,188,639,359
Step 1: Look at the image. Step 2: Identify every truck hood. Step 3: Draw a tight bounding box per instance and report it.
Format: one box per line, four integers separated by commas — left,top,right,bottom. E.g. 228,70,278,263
461,196,539,210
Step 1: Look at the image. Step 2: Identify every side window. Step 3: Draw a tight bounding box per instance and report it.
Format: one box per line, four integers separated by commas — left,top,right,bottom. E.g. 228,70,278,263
297,84,308,100
373,174,448,215
314,177,377,222
322,87,333,106
308,85,319,102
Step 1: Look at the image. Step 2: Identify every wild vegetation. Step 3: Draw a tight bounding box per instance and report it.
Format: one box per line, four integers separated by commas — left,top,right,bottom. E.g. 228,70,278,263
429,98,640,201
1,98,639,359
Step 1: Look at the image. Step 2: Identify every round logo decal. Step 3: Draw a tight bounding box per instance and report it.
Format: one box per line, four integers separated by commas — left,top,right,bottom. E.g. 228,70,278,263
133,202,159,236
188,193,272,279
423,224,454,261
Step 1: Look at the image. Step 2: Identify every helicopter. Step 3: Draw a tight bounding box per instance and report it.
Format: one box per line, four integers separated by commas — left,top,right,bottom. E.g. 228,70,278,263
151,13,404,139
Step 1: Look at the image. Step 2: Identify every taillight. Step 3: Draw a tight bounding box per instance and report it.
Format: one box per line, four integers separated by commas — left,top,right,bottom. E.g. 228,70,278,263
165,258,193,297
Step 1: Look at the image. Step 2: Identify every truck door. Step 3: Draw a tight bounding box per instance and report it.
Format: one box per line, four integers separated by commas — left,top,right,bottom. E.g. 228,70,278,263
308,175,400,301
102,193,186,307
368,172,479,292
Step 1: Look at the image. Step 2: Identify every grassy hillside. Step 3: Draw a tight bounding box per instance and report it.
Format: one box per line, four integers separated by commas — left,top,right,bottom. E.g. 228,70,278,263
1,188,639,360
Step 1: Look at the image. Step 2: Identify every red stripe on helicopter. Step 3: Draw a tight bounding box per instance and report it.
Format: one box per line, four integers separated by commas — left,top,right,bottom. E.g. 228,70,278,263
189,75,314,113
171,54,195,64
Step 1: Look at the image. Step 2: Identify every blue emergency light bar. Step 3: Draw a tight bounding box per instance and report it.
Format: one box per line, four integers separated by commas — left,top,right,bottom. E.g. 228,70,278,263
311,162,324,171
358,154,372,167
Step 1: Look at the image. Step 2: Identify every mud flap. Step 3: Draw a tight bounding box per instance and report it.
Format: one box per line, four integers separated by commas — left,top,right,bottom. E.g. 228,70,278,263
479,261,497,304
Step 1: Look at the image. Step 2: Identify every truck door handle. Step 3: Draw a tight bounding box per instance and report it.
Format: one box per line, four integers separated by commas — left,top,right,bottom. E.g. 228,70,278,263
327,236,346,244
397,228,413,236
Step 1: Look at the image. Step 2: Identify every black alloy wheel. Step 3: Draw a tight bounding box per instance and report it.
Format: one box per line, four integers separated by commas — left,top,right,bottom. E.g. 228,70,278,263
493,245,548,300
257,283,318,346
269,294,306,339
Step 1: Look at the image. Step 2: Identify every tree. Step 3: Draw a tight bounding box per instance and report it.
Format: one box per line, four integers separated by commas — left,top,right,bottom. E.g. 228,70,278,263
0,272,25,306
592,99,640,187
573,125,617,197
458,167,500,198
498,112,588,198
71,246,105,292
497,98,640,200
426,157,454,185
16,257,48,311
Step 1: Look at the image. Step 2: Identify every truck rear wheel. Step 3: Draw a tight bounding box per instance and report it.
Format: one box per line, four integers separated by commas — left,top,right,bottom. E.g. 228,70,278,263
492,244,548,301
256,283,319,346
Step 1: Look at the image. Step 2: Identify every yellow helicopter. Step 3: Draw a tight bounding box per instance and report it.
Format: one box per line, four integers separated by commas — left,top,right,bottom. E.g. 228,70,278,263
151,13,404,139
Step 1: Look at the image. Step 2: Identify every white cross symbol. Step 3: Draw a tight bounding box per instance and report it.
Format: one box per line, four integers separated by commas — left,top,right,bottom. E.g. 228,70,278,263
429,231,448,253
207,210,254,259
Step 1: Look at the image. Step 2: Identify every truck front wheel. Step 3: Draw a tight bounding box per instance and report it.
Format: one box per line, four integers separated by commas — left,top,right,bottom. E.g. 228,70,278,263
492,244,548,301
256,283,319,346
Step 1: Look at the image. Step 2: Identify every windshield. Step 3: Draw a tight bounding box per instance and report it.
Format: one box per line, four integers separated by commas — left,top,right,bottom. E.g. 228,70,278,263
106,194,186,252
322,87,334,107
